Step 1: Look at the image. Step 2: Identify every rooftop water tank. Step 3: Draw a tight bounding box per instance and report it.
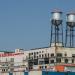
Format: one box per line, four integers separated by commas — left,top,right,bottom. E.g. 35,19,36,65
51,9,62,25
52,9,62,20
66,12,75,27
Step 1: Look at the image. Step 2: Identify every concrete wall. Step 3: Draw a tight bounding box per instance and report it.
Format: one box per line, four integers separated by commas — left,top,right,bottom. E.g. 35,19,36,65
0,71,75,75
13,72,28,75
1,73,9,75
13,72,24,75
29,71,42,75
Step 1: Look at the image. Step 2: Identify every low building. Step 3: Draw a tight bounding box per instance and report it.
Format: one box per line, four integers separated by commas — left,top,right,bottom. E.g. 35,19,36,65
0,43,75,72
0,49,28,72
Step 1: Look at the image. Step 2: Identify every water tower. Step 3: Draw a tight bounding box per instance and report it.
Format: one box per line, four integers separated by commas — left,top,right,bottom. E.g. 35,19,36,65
50,10,63,47
65,12,75,47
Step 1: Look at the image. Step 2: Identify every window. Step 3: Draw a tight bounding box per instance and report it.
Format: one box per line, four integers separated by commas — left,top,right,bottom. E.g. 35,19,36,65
29,53,31,56
50,60,54,63
34,59,38,65
48,53,49,57
34,52,36,55
57,53,62,57
72,54,75,57
42,51,44,53
10,58,14,62
51,53,54,57
45,54,47,58
39,61,45,64
39,51,41,53
42,54,44,58
44,58,49,64
37,56,38,59
39,55,41,58
2,69,6,72
39,66,42,69
32,53,33,55
29,53,33,55
65,59,68,63
64,53,67,57
2,69,3,72
34,55,37,59
72,59,74,63
56,58,61,63
37,52,38,54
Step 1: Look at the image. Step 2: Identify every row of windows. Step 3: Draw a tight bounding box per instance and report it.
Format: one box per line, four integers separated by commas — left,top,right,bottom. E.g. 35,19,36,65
29,51,44,55
29,53,63,57
29,52,59,56
39,59,75,64
0,58,14,62
29,54,54,59
39,53,54,58
50,59,75,63
29,66,47,70
56,53,75,57
29,54,75,60
2,69,8,72
29,52,75,58
29,53,54,58
30,53,70,59
2,69,14,72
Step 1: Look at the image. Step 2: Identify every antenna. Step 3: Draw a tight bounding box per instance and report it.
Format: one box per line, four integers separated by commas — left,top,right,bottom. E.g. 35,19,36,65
65,12,75,47
50,9,63,47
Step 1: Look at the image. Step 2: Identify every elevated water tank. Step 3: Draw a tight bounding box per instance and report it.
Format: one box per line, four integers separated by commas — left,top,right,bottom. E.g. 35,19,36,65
51,9,62,25
66,12,75,27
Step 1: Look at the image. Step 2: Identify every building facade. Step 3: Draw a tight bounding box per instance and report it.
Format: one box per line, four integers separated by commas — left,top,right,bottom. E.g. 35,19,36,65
0,49,28,72
0,43,75,72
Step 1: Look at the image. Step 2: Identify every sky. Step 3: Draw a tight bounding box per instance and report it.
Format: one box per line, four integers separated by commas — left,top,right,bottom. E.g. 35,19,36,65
0,0,75,51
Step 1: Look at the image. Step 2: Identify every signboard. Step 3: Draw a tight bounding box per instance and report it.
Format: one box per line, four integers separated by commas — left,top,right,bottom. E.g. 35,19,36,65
0,53,24,57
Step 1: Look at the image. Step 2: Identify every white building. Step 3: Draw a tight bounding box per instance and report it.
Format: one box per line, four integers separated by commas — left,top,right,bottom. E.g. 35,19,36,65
0,49,28,72
0,43,75,72
28,43,75,71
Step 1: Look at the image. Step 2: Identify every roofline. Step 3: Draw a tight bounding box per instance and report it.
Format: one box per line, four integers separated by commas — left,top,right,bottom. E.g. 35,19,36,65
30,46,50,50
